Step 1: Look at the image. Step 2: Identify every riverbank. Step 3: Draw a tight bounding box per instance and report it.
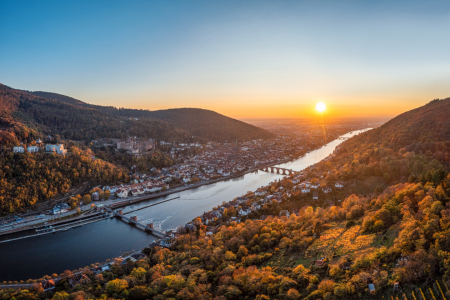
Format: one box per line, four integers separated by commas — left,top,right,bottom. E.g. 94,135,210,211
0,149,303,237
0,130,361,237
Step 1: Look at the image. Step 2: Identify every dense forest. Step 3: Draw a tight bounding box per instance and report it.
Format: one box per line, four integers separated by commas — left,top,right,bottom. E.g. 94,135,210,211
0,147,128,214
30,90,275,142
93,148,174,172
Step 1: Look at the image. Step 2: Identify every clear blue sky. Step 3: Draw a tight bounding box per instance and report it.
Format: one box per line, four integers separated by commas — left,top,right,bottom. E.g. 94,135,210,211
1,0,450,118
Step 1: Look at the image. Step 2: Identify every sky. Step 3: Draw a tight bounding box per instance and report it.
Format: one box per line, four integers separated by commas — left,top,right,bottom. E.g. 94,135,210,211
1,0,450,119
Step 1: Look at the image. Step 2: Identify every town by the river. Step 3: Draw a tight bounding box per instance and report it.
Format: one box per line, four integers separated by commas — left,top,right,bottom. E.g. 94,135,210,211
0,129,369,281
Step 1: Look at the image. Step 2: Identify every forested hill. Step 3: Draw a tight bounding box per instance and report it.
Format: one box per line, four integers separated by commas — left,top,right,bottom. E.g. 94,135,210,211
31,91,93,108
0,84,187,146
361,98,450,147
29,90,275,142
339,98,450,166
102,108,275,142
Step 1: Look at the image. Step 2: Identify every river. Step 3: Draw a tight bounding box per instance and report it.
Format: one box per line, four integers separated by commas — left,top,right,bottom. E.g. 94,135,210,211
0,129,369,281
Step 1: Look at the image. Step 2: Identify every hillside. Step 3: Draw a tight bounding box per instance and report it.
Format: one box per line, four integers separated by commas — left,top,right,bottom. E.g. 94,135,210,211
104,107,275,142
29,90,275,142
4,98,448,299
338,98,450,169
349,98,450,149
0,146,128,214
31,91,93,108
0,84,188,144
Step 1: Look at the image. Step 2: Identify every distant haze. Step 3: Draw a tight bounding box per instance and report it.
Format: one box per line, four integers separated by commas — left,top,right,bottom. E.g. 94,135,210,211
1,0,450,118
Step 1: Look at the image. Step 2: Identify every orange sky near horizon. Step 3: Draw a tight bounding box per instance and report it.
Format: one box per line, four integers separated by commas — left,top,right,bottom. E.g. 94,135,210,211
102,95,430,119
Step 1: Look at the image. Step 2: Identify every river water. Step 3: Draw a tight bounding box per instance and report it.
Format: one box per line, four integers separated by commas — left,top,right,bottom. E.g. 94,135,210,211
0,129,369,281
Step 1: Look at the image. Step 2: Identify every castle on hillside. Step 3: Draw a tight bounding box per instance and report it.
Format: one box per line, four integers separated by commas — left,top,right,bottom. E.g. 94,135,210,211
92,137,155,156
116,138,155,156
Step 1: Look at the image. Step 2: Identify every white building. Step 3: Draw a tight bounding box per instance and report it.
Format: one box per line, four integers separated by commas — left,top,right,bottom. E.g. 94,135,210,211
301,187,310,194
27,146,39,153
46,144,67,155
13,146,24,153
322,186,332,193
335,181,344,188
239,208,251,216
311,183,320,189
255,189,266,197
116,189,129,198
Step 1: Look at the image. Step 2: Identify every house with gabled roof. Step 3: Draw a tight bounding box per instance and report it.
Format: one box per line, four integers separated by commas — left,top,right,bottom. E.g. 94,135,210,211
322,186,332,193
335,181,344,188
68,274,91,287
41,279,55,292
313,191,319,200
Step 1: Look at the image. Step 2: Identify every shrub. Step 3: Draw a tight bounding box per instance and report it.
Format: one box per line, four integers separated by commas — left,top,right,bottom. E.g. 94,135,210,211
346,220,356,228
106,278,128,295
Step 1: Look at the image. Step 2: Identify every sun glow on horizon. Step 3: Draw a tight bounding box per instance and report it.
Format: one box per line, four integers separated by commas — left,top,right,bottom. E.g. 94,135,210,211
316,102,326,112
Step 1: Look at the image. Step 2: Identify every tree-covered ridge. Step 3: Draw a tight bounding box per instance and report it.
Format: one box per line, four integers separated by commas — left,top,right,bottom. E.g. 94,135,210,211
0,147,128,214
100,108,276,142
30,91,92,108
29,90,275,142
343,98,450,153
0,84,188,142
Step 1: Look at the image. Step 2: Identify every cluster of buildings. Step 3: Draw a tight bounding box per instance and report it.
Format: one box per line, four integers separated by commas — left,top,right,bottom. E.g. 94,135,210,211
92,137,155,156
197,187,286,226
160,141,203,153
193,169,348,228
168,140,295,183
105,178,169,198
13,141,67,155
167,123,370,183
292,179,344,194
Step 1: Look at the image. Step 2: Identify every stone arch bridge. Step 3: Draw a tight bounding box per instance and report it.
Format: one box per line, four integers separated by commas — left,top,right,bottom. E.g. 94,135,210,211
259,166,296,175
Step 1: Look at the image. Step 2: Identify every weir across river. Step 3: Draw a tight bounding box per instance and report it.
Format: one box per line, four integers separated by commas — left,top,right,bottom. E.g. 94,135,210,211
105,207,167,238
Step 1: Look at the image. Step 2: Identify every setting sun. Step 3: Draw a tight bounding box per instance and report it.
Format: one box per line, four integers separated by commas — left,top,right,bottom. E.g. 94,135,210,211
316,102,326,112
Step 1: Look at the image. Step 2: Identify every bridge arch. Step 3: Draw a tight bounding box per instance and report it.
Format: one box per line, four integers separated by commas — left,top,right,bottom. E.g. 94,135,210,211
259,167,295,175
